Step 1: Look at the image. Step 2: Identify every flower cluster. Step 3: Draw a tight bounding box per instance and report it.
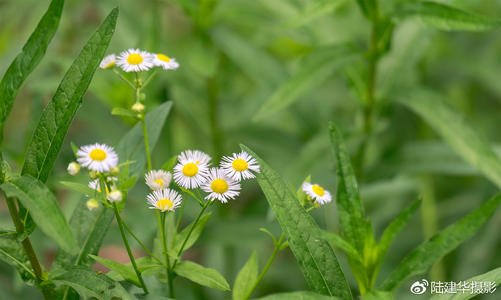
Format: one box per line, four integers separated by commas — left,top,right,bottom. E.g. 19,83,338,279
67,143,123,210
144,150,260,213
100,48,179,72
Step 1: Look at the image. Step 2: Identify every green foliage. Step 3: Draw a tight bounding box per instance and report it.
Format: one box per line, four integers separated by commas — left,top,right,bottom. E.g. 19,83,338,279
241,145,352,299
0,175,77,254
398,89,501,188
395,1,501,31
233,251,258,300
380,194,501,291
172,212,211,254
22,8,118,182
51,266,132,300
256,291,339,300
89,255,140,286
174,260,230,291
0,0,64,137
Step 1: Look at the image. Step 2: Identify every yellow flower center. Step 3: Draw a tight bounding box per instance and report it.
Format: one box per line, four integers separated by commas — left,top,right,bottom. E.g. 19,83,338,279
211,179,229,194
154,178,165,187
232,158,248,172
127,53,143,65
312,184,325,197
182,163,198,177
157,198,174,211
157,53,171,62
89,149,107,161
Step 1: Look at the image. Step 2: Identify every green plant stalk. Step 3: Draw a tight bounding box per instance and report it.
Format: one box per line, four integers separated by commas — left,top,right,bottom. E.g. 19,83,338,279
122,220,161,263
5,197,54,299
355,1,380,176
207,75,222,157
244,233,286,300
112,203,149,294
171,199,212,270
159,212,175,298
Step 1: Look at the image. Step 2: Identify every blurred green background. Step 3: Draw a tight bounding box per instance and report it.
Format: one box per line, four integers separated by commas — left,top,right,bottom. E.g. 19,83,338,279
0,0,500,299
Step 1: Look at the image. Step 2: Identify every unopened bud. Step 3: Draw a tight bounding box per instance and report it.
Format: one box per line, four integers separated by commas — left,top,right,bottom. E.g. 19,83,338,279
110,166,120,175
86,198,99,211
131,102,145,113
107,190,123,203
67,162,80,176
89,171,99,179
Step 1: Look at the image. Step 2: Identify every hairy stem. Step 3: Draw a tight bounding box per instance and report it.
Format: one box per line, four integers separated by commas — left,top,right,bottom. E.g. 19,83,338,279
113,203,149,294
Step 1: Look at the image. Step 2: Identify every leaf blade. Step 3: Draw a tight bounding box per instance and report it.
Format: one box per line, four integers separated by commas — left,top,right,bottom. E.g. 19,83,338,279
233,251,259,300
174,260,230,291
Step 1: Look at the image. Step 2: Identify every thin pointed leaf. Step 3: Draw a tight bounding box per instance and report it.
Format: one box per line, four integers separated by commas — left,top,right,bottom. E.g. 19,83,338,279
0,0,64,135
22,8,119,182
395,1,501,31
329,123,370,252
172,212,211,254
233,251,259,300
380,194,501,291
397,89,501,188
174,261,230,291
319,231,362,263
240,145,352,299
0,175,77,254
89,255,140,287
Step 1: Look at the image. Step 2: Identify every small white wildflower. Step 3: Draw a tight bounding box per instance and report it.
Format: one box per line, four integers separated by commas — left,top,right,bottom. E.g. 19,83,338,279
86,198,99,211
173,150,211,189
302,182,332,205
146,188,182,212
220,151,260,181
116,48,154,72
152,53,179,70
201,168,241,203
145,170,172,190
99,54,116,69
107,189,123,203
77,143,118,173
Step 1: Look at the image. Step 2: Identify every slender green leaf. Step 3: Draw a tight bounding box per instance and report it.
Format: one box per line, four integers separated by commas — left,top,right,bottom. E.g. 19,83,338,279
111,107,138,119
0,175,77,253
116,101,172,180
254,45,359,121
0,0,64,135
380,194,501,291
362,290,394,300
52,266,132,300
59,181,94,196
397,89,501,188
256,291,339,300
430,267,501,300
355,0,377,19
395,1,501,31
319,231,362,263
240,145,351,299
172,212,211,254
233,251,259,300
287,0,347,28
174,260,230,291
329,123,370,252
378,199,420,262
0,235,33,279
89,254,140,286
22,7,118,182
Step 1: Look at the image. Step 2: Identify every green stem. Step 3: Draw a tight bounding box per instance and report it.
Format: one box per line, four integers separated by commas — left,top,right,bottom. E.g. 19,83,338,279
5,197,54,299
113,69,135,89
160,212,174,298
171,200,212,270
113,203,149,294
141,70,158,91
244,233,286,300
141,119,153,170
122,220,161,263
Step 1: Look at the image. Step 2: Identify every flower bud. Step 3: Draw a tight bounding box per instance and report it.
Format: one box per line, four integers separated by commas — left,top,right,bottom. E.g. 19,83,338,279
110,166,120,175
67,162,80,176
131,102,145,113
86,198,99,211
107,190,123,203
89,170,99,179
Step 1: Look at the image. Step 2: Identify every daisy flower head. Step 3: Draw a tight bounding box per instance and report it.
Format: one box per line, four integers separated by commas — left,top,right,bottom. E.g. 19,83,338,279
152,53,179,70
302,182,332,205
146,188,182,212
99,54,116,69
173,150,211,189
116,48,154,72
220,151,260,181
145,169,172,190
77,143,118,173
201,168,241,203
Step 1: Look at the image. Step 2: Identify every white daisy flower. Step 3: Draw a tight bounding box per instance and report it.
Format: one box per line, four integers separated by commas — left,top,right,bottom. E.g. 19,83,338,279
201,168,241,203
99,54,116,69
107,189,123,203
77,143,118,173
146,188,182,212
145,170,172,190
152,53,179,70
116,48,154,72
220,151,260,181
302,182,332,205
173,150,211,189
67,162,80,176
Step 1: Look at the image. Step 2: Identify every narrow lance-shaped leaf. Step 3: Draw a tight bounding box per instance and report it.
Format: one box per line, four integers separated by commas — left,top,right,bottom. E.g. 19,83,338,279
430,267,501,300
397,89,501,188
174,260,230,291
253,45,359,121
329,123,371,252
233,251,259,300
0,0,64,137
22,7,119,182
241,145,352,299
395,1,501,31
380,194,501,291
0,175,77,254
51,266,132,300
89,255,140,287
